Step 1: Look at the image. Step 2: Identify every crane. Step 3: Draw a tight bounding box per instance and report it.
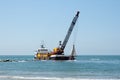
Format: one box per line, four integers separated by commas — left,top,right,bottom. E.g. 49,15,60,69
52,11,80,55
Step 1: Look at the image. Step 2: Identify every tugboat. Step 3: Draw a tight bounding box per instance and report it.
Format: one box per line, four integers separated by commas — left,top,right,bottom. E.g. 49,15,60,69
34,11,79,60
34,44,51,60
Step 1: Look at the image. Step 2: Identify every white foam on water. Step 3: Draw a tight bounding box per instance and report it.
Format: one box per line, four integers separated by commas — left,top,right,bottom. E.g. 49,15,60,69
18,60,27,62
0,76,120,80
91,58,100,61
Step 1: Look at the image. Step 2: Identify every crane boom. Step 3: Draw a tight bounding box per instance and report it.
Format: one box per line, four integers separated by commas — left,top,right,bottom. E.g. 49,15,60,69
61,11,79,50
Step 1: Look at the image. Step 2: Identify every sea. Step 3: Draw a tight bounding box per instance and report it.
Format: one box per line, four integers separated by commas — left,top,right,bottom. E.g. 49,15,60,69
0,55,120,80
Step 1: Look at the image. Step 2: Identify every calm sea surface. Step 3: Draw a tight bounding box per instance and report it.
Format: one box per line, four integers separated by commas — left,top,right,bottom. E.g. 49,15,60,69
0,55,120,80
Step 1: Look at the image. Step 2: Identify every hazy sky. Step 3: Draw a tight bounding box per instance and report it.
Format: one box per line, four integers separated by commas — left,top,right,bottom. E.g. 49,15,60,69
0,0,120,55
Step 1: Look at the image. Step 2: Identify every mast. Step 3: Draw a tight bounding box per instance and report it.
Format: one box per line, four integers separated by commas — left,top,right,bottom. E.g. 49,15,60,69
71,44,76,56
61,11,80,50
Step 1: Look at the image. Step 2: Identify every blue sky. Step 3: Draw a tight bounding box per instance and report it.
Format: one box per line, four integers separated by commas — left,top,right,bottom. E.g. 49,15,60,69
0,0,120,55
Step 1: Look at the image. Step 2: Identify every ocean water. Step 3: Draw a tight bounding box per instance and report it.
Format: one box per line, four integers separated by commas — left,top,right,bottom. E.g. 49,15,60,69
0,55,120,80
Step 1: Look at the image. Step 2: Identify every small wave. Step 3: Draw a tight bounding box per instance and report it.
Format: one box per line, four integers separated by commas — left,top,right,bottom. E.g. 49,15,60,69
0,76,120,80
18,60,27,62
65,60,77,62
91,58,100,61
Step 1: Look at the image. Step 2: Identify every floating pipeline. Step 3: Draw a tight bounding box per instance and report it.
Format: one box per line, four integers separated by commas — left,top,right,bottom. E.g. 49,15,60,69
0,59,33,62
0,59,13,62
0,59,76,62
